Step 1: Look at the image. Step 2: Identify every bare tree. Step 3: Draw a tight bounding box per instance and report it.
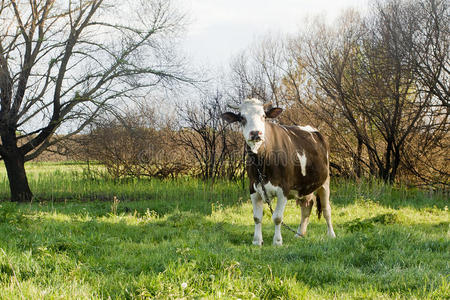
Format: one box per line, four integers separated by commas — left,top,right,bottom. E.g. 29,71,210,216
409,0,449,108
79,104,190,179
229,35,293,106
391,0,449,184
177,90,243,181
292,0,449,183
0,0,191,201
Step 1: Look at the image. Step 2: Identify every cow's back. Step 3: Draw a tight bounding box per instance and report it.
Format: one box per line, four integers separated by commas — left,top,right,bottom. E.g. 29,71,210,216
248,123,329,196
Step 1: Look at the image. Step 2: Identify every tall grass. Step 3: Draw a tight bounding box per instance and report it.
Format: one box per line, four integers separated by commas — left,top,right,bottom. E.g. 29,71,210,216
0,162,248,211
0,162,448,299
1,162,447,209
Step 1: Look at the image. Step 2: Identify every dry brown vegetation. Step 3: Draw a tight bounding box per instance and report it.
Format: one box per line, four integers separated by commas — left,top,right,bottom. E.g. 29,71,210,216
0,0,193,201
227,0,449,187
47,0,449,188
66,98,244,181
1,0,448,202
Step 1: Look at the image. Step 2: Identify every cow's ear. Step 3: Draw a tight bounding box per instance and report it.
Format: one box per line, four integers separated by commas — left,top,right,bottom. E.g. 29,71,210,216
221,112,241,123
265,107,283,118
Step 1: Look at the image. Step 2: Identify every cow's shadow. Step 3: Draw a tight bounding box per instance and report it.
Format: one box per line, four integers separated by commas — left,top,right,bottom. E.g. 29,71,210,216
330,179,448,210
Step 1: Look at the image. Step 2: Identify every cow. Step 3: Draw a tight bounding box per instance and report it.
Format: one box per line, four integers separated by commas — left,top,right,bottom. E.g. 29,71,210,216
222,98,336,245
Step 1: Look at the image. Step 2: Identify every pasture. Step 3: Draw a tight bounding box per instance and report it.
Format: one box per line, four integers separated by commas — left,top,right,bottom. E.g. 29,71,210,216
0,162,448,299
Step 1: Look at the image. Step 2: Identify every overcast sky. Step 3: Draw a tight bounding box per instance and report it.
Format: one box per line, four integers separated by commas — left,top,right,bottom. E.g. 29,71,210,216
180,0,370,68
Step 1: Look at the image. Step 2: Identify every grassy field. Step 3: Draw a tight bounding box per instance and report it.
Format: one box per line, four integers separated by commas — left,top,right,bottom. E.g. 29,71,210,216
0,162,448,299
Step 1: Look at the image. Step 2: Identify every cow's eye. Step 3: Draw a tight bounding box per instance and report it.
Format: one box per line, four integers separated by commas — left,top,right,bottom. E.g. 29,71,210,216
240,116,247,125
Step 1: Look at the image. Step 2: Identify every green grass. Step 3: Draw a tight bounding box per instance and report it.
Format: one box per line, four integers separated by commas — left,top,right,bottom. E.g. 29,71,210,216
0,162,448,299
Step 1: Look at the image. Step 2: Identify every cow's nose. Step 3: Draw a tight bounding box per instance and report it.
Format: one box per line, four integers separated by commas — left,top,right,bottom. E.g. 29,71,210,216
249,130,262,141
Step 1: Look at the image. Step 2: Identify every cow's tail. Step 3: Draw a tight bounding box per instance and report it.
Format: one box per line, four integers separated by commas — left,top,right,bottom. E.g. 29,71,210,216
316,193,322,220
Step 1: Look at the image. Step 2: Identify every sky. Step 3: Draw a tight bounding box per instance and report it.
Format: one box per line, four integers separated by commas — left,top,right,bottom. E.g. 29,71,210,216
180,0,370,68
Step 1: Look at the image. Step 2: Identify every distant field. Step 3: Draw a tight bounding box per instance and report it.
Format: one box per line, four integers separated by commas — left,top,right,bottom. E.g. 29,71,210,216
0,162,448,299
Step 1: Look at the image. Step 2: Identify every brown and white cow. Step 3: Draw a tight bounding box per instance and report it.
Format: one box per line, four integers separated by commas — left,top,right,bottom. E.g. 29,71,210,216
222,98,336,245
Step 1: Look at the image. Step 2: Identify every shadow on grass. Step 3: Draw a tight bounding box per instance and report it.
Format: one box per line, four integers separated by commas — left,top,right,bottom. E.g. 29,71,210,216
1,173,447,215
0,179,249,218
0,175,250,214
330,178,448,210
0,205,448,298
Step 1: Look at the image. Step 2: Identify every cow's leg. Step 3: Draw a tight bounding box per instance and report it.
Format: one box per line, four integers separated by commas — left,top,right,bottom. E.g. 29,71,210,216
317,177,336,237
295,193,314,237
272,190,288,246
251,192,264,246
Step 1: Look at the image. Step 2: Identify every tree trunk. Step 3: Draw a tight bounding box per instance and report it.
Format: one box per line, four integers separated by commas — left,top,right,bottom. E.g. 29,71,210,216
353,139,363,178
389,148,401,184
3,147,33,202
368,150,377,176
381,140,394,183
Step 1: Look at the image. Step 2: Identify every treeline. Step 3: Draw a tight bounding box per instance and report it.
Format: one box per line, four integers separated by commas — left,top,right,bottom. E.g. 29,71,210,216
32,0,448,189
227,0,448,186
2,0,446,203
68,95,245,182
62,0,448,187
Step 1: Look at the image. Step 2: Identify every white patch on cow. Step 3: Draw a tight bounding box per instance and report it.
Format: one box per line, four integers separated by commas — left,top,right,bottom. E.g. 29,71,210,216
296,150,307,176
240,98,266,153
254,181,283,202
296,125,318,142
247,140,263,153
254,181,287,245
251,192,263,246
298,125,318,132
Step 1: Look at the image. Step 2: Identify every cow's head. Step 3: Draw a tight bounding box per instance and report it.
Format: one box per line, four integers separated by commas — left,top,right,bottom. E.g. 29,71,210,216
222,98,283,153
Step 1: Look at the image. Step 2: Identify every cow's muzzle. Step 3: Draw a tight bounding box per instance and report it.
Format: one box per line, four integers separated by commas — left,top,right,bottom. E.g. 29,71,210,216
249,130,262,142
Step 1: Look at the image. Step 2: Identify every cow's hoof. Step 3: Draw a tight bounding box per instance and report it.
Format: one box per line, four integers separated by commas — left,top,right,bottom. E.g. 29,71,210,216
252,239,263,246
294,233,304,238
327,229,336,238
273,238,283,246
